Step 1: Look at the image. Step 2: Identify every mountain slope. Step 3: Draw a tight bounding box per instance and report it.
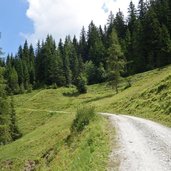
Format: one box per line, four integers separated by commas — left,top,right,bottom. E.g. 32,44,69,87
0,65,171,170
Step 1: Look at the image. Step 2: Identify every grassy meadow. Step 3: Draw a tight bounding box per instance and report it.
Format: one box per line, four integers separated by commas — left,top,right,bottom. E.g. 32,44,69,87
0,65,171,170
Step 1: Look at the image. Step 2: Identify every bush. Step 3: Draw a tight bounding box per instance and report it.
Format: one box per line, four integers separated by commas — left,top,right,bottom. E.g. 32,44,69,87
75,75,87,94
124,78,132,90
71,106,95,133
0,125,11,145
19,83,25,94
27,84,33,93
52,83,57,89
48,83,58,89
157,84,167,93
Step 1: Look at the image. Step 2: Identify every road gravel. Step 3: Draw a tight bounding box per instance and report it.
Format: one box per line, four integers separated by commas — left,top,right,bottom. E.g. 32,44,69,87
101,113,171,171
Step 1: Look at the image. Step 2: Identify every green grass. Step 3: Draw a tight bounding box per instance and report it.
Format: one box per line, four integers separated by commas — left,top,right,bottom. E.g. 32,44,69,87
0,65,171,170
0,111,112,171
49,115,111,171
100,66,171,127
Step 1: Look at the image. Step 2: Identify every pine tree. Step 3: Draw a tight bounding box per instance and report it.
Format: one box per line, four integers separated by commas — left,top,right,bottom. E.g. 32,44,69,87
29,45,35,85
23,40,29,62
126,1,143,73
48,50,66,86
107,29,125,93
9,97,21,141
79,27,88,62
128,1,137,36
23,61,30,89
63,37,72,86
114,9,126,40
87,21,105,66
138,0,147,20
106,11,115,38
70,46,79,85
143,8,162,69
18,45,23,59
156,24,171,67
15,58,24,87
75,74,87,94
6,66,20,94
35,40,43,86
0,67,12,144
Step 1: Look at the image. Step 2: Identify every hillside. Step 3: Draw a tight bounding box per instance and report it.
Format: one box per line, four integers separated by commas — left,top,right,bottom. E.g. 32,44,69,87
0,65,171,170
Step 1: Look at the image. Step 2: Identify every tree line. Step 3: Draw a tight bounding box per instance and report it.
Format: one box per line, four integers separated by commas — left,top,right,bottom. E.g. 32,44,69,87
1,0,171,95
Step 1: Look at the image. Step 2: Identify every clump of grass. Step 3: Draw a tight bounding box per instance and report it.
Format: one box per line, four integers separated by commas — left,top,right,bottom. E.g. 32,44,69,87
157,84,167,93
71,106,95,133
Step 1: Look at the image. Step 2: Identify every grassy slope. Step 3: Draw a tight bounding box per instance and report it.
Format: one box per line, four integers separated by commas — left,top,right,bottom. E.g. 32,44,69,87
0,89,113,170
0,65,171,170
0,112,111,171
96,65,171,127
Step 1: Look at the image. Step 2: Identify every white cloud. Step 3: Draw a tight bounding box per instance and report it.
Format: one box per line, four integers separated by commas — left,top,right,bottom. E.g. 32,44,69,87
24,0,139,44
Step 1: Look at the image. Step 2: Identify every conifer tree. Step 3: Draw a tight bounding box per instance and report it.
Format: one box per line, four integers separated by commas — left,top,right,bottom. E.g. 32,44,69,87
106,11,115,39
79,27,88,62
9,97,21,141
23,40,29,62
6,66,20,94
138,0,147,20
75,74,87,94
15,58,24,87
114,9,126,40
63,36,72,86
23,61,30,89
29,44,35,85
0,67,12,144
87,21,105,66
107,29,125,93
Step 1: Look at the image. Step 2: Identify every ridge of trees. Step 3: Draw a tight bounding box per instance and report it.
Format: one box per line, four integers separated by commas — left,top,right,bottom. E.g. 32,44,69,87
2,0,171,95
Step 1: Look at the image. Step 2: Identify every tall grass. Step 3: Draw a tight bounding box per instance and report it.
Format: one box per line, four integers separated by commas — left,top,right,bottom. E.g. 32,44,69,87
71,106,95,133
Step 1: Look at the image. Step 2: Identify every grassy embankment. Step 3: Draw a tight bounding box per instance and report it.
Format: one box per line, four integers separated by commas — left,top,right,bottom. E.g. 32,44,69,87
13,65,171,128
0,65,171,170
0,88,115,170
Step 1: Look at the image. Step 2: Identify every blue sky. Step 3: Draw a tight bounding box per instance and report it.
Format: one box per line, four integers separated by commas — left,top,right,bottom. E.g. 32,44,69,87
0,0,33,56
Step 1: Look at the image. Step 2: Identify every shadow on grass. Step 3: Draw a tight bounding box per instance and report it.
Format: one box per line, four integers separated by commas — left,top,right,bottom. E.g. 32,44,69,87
63,91,80,97
83,94,114,104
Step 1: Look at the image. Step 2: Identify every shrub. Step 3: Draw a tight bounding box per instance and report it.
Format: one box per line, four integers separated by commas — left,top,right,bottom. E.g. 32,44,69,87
27,84,33,93
124,78,132,90
0,125,11,145
71,106,95,133
48,83,58,89
157,84,167,93
75,75,87,94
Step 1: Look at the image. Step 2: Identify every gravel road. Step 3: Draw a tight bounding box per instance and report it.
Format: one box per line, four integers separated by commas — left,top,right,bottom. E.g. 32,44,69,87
102,113,171,171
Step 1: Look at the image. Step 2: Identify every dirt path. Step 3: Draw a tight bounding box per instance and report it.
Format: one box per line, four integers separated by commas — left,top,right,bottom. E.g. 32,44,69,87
16,107,69,114
101,113,171,171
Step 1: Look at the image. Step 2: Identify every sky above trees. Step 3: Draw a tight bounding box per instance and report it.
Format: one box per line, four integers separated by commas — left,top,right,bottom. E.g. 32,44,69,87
0,0,138,55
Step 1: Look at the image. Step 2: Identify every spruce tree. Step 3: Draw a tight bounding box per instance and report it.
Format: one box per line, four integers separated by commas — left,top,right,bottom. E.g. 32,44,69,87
9,97,21,141
75,74,87,94
0,67,12,144
114,9,126,40
63,36,72,86
6,66,20,94
29,45,35,85
79,27,88,62
87,21,105,67
138,0,147,20
107,29,125,93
